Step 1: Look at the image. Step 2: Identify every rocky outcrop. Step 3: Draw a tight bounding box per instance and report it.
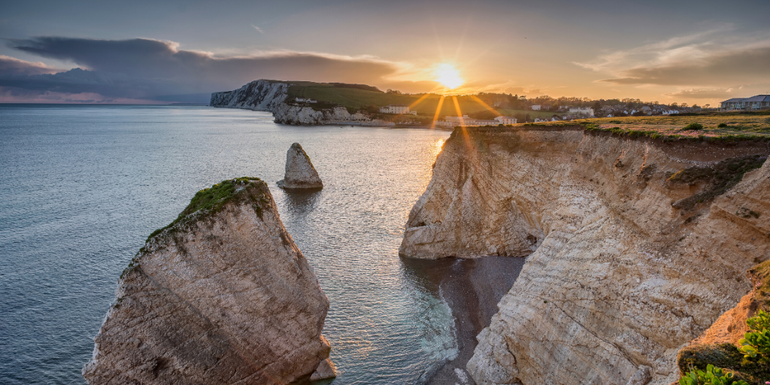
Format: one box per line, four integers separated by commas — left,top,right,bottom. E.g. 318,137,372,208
278,143,323,189
400,126,770,384
273,104,350,125
83,177,335,385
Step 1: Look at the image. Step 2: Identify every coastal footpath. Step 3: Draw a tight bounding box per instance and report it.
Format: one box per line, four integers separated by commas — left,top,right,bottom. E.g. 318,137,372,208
83,178,334,384
401,126,770,384
210,79,394,126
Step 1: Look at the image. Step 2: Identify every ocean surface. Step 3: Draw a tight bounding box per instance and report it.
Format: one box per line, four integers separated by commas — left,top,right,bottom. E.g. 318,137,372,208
0,105,456,384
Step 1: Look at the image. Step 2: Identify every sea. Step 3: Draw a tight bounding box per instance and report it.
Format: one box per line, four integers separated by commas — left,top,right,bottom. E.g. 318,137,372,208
0,104,457,384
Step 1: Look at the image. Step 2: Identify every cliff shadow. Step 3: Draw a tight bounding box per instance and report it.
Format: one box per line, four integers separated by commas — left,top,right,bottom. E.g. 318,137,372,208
400,256,527,385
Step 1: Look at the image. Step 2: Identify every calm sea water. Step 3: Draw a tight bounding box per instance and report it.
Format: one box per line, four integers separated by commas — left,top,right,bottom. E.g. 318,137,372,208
0,105,454,385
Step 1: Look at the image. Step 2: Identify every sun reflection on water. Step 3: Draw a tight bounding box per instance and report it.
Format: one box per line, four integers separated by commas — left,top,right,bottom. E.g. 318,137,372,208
434,138,445,156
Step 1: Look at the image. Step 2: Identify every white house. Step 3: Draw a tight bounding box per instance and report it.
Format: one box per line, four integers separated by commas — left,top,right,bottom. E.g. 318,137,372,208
380,104,412,114
569,107,594,116
444,115,470,123
531,104,542,111
494,116,517,125
436,115,509,127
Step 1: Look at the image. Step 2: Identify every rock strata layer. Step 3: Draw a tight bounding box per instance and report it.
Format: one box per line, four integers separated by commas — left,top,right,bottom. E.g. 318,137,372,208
277,143,324,189
83,178,334,384
401,126,770,384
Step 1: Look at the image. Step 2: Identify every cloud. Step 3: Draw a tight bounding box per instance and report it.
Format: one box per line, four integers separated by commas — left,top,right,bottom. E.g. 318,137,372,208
576,29,770,87
0,68,162,98
0,55,60,75
251,25,264,34
666,83,770,100
1,36,418,102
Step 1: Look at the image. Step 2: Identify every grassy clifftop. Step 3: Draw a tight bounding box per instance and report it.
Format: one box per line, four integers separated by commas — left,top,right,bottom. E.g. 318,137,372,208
520,111,770,141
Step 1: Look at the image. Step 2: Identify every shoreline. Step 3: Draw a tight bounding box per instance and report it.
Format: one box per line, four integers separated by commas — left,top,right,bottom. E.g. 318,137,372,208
402,256,527,385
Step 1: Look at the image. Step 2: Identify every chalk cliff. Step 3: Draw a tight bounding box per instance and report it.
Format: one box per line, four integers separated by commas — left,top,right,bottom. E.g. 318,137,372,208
83,177,334,385
209,80,289,111
278,143,324,189
400,126,770,384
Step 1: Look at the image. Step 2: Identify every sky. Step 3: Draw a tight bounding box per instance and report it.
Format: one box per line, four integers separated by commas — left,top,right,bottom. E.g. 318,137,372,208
0,0,769,105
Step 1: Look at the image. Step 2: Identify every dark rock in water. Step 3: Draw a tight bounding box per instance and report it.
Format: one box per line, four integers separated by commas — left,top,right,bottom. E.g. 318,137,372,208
82,178,335,384
277,143,324,190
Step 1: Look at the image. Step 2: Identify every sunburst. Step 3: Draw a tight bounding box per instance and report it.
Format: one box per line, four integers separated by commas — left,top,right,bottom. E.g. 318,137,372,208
434,63,464,90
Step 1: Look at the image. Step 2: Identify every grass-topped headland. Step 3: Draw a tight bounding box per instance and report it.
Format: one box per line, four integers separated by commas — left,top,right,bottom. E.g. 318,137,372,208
145,177,270,244
281,81,560,120
121,177,271,279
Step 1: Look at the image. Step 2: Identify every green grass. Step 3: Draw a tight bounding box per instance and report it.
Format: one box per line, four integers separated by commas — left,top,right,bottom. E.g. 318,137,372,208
146,177,266,243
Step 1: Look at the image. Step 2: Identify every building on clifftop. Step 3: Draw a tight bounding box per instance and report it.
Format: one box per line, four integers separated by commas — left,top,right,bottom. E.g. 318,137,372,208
721,95,770,111
380,104,415,114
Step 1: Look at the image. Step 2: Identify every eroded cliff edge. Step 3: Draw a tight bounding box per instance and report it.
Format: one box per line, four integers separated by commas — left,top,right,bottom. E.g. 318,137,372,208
83,178,334,384
400,126,770,384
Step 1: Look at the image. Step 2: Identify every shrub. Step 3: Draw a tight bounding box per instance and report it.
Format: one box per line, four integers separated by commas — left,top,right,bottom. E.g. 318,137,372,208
684,122,704,131
738,310,770,366
718,123,728,128
678,309,770,383
679,364,748,385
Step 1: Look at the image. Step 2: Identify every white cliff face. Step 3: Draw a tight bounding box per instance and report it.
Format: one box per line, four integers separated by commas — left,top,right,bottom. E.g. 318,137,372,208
401,127,770,384
278,143,324,189
209,80,289,111
83,178,335,385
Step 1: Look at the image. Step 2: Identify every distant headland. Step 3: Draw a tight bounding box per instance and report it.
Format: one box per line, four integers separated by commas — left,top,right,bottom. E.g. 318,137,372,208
210,79,740,128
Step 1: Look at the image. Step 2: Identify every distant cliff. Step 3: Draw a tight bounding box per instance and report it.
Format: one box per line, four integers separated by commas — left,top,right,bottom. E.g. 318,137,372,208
211,79,393,126
83,177,335,384
210,80,289,111
401,126,770,384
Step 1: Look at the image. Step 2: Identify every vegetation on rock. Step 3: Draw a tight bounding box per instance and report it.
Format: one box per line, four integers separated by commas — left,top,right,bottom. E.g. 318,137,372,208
679,364,749,385
667,155,767,210
739,311,770,366
678,260,770,384
146,177,267,243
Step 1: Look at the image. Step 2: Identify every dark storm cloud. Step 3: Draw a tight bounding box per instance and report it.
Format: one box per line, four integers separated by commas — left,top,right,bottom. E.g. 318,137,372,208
1,37,406,101
0,68,163,98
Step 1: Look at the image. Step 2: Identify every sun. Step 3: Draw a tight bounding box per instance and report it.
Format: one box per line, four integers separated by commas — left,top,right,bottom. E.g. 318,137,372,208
434,63,464,90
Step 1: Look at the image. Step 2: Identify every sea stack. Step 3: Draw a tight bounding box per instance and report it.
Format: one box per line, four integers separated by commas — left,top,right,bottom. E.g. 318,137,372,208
83,177,335,385
277,143,324,189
